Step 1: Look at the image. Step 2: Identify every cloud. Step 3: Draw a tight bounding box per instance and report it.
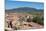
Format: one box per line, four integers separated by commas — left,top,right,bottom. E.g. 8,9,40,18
10,0,44,2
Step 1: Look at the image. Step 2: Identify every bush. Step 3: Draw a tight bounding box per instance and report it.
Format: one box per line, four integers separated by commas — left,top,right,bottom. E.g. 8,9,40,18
32,16,44,25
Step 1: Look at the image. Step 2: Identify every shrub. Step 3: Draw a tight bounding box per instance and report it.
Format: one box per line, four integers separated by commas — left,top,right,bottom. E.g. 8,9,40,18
32,16,44,25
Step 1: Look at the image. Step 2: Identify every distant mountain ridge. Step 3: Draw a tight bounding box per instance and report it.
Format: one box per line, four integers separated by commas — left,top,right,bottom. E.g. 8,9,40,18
5,7,43,13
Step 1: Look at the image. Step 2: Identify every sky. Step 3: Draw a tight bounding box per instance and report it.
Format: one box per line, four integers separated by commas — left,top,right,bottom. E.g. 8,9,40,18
5,0,44,9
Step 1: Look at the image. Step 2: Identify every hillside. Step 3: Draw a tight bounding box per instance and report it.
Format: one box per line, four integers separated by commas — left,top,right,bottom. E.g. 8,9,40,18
5,7,44,14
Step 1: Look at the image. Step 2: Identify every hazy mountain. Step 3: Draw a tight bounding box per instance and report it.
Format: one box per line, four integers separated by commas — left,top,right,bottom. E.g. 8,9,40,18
5,7,43,13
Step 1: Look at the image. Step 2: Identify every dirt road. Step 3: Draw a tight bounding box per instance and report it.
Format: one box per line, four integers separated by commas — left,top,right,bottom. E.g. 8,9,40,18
5,22,44,31
29,22,44,29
